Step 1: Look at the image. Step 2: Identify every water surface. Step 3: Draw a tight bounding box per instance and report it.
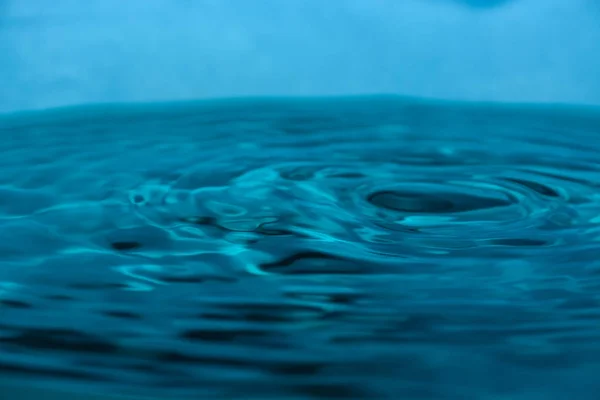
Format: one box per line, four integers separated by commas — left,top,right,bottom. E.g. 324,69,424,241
1,96,600,399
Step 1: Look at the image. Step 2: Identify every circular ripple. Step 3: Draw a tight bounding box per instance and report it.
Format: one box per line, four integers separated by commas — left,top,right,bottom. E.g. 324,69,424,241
126,157,586,262
337,165,582,254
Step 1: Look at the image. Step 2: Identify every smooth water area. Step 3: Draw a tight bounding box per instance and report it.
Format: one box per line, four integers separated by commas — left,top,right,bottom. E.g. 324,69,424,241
1,96,600,399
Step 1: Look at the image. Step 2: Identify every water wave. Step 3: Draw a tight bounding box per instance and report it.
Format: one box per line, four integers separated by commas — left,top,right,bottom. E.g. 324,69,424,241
1,97,600,399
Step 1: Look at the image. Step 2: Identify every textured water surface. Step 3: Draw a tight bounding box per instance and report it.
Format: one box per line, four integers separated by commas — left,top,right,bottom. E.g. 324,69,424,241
1,97,600,399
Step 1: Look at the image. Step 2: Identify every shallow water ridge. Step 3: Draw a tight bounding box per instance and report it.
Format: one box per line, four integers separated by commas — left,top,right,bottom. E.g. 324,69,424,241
1,96,600,399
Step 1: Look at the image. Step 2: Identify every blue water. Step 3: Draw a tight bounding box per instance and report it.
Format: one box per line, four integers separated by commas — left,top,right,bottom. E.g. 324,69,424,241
1,96,600,399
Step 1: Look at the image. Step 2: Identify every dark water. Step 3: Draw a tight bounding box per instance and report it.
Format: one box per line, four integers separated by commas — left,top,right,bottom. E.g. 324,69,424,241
1,96,600,399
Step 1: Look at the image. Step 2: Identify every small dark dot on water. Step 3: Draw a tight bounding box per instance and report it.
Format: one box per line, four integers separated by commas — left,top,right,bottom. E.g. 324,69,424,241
491,238,548,247
44,294,75,301
132,194,145,203
110,241,141,251
102,310,144,320
0,299,33,309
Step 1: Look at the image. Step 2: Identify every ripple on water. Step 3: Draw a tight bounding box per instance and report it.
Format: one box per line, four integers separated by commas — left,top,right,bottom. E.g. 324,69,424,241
1,98,600,399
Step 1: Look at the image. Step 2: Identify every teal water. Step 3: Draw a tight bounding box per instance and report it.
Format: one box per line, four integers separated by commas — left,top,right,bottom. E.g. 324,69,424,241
1,96,600,399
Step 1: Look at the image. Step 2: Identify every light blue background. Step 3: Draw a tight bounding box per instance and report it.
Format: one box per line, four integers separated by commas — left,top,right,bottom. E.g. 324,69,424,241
1,0,599,112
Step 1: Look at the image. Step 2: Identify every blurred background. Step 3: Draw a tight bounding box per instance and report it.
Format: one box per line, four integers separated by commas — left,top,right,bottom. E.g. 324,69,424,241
1,0,599,113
